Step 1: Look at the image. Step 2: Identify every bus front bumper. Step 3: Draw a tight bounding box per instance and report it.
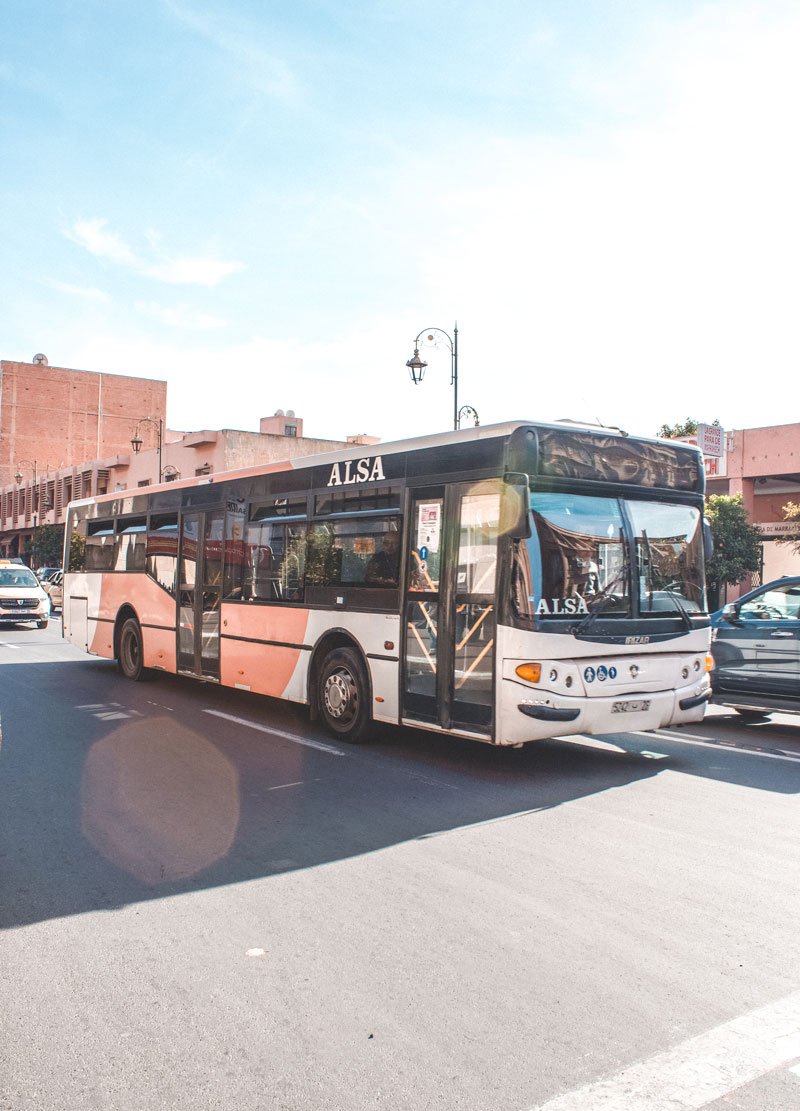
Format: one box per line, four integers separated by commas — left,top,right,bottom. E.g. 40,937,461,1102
501,678,711,745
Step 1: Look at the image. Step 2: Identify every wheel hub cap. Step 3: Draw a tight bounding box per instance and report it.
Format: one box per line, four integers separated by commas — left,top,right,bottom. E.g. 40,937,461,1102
324,672,351,718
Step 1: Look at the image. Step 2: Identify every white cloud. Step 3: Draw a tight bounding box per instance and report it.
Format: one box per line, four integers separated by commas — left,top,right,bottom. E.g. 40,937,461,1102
136,301,228,328
65,318,434,442
49,280,111,303
63,218,245,288
64,218,139,265
145,258,246,287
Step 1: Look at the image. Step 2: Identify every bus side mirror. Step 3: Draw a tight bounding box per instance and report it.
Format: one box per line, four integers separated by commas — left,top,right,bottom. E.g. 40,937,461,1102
703,517,713,562
501,476,531,539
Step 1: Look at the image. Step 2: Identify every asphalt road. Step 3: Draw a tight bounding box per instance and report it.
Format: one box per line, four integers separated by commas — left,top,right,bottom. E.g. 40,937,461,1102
1,620,799,1111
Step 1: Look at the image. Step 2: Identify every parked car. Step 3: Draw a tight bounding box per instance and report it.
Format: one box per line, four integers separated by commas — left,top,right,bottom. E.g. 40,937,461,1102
36,566,61,583
43,570,63,612
710,576,800,720
0,560,51,628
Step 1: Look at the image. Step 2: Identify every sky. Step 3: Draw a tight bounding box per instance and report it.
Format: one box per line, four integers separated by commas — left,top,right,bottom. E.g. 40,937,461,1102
2,0,799,446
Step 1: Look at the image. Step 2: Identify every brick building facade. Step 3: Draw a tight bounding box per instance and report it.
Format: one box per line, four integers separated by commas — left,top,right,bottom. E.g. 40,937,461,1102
0,356,167,488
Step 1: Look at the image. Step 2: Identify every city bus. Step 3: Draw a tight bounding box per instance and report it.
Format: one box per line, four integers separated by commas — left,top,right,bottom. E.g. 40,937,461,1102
61,420,713,746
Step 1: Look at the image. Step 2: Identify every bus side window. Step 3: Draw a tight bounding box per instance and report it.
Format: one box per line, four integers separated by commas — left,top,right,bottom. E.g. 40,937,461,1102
67,513,87,572
223,512,245,600
115,517,147,572
146,513,179,595
85,520,116,571
228,520,307,603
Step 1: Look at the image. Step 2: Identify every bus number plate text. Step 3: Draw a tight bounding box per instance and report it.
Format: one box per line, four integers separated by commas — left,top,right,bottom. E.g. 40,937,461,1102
612,699,651,713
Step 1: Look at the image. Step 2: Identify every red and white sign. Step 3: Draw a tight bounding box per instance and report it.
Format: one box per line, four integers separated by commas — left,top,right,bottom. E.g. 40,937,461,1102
697,423,724,457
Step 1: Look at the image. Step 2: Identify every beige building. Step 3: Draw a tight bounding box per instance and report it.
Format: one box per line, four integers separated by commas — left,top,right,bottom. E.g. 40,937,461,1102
0,407,379,561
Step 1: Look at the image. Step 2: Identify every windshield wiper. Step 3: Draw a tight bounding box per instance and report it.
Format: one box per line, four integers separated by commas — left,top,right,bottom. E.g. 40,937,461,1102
656,580,694,631
640,530,693,630
570,564,629,636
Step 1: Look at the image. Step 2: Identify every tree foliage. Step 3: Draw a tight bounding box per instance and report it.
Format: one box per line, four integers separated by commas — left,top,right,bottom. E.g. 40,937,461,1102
704,494,762,593
25,524,65,567
777,501,800,555
658,417,721,439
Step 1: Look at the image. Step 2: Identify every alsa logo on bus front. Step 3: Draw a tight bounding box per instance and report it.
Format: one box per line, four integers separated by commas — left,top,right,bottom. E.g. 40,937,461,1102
327,456,386,486
536,598,589,615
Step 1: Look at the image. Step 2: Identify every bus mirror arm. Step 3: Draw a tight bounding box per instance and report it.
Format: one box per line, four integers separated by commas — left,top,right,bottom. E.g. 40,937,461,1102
501,475,532,539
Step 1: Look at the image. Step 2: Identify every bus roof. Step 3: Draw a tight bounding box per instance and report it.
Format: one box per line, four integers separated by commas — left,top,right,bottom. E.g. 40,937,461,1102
68,418,702,509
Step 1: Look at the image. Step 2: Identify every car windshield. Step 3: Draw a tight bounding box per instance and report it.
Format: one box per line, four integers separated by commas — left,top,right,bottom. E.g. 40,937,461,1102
0,568,39,588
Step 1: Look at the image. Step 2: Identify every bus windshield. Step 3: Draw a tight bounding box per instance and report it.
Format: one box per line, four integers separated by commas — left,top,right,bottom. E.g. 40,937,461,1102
516,493,704,622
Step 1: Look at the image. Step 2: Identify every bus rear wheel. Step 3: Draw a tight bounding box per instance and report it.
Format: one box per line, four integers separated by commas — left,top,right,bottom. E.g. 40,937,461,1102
318,648,373,743
118,617,145,682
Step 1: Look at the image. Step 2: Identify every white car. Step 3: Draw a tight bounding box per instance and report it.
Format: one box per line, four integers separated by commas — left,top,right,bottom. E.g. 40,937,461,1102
43,570,63,612
0,561,51,628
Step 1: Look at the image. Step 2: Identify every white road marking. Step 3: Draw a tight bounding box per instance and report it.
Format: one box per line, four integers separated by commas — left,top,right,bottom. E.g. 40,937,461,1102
267,780,306,791
559,735,629,753
635,730,800,764
530,989,800,1110
202,709,346,756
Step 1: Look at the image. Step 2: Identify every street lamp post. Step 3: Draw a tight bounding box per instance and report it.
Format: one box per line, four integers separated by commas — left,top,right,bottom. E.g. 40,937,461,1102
405,323,478,430
131,417,163,484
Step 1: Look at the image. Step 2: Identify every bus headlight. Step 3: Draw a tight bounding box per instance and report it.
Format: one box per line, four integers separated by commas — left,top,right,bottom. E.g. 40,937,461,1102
515,663,542,683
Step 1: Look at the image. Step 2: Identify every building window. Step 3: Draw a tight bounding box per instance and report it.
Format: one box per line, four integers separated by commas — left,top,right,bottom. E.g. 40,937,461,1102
285,424,297,437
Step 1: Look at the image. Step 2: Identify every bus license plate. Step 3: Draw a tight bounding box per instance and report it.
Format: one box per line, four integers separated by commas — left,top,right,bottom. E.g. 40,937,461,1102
612,699,651,713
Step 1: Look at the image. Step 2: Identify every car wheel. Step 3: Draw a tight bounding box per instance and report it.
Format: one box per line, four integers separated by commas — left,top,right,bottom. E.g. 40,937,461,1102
117,617,146,681
318,647,373,743
37,619,48,629
734,708,771,722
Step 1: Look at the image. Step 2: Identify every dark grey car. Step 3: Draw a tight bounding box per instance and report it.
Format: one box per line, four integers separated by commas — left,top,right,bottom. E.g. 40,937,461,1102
710,576,800,720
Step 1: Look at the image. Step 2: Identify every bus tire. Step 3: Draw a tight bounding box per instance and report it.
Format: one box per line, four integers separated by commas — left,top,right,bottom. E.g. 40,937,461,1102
117,617,146,682
318,647,373,743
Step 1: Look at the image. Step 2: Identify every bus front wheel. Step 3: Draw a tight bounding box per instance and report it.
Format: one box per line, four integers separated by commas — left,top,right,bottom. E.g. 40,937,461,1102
318,648,373,743
118,617,145,682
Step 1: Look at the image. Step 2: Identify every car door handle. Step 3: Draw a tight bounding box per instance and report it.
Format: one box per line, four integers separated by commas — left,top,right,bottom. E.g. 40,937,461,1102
770,631,794,638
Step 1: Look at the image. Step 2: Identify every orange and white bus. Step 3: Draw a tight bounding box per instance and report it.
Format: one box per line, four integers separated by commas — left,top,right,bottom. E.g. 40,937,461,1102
61,420,713,745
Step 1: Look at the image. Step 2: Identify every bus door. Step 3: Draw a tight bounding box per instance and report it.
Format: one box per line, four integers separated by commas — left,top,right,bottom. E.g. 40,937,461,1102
402,483,499,734
177,510,224,679
450,483,499,732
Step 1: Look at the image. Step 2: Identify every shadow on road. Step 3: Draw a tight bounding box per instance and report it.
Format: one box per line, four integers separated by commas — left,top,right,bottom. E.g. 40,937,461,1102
1,658,797,929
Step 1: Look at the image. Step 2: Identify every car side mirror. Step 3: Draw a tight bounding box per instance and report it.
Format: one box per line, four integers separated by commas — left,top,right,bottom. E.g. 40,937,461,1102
721,603,740,624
